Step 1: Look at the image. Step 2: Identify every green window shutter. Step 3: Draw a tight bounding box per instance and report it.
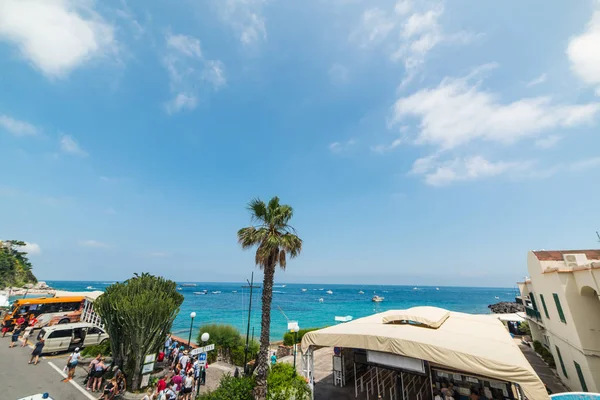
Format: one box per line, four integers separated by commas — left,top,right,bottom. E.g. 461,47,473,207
553,293,566,323
574,362,588,392
530,292,539,311
555,346,568,378
540,294,550,319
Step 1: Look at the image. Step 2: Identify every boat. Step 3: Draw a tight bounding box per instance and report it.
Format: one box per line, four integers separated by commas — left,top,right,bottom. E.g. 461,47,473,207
301,288,307,292
211,291,221,294
326,290,333,295
193,292,206,295
319,288,324,291
413,287,418,290
281,285,286,288
232,290,238,293
86,286,95,290
495,296,500,299
318,298,324,303
372,295,384,302
358,290,364,294
177,287,183,291
181,283,197,287
436,287,440,290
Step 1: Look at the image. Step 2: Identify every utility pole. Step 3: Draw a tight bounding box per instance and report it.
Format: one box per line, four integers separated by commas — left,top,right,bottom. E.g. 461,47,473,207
243,272,254,374
596,231,600,242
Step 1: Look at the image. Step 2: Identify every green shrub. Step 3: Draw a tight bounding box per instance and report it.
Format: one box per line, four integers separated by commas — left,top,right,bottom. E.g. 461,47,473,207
532,340,543,354
532,340,555,368
230,339,260,366
198,374,255,400
197,324,259,366
81,340,112,357
267,363,311,400
519,321,531,336
282,327,321,346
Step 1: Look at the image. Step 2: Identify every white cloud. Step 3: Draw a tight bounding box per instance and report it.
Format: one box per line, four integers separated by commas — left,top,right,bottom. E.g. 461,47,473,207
567,11,600,91
391,66,600,150
329,63,349,83
0,0,116,78
354,0,477,83
216,0,268,46
372,138,403,153
60,134,88,157
570,157,600,171
526,73,547,88
18,242,41,255
163,32,226,114
0,115,38,136
535,135,561,149
329,139,356,154
79,240,111,249
412,155,530,186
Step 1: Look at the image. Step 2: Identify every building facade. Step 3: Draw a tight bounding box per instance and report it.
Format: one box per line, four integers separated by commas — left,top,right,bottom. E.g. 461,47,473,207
517,250,600,393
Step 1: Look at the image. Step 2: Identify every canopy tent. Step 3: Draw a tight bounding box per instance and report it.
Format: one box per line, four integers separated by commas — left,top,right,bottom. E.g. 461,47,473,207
52,290,104,301
494,313,526,323
301,306,548,400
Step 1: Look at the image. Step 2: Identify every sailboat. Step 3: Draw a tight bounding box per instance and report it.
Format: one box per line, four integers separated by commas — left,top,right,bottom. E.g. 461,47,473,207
301,288,307,292
326,290,333,295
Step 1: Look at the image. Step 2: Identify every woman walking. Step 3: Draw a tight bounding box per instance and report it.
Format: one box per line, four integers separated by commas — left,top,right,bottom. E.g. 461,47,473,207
86,354,102,391
181,370,194,400
21,324,33,347
63,348,81,382
9,326,22,348
29,337,44,365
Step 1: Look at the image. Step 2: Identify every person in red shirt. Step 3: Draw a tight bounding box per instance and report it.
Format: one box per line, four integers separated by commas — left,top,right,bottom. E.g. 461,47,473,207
28,315,38,327
16,316,26,328
156,377,167,395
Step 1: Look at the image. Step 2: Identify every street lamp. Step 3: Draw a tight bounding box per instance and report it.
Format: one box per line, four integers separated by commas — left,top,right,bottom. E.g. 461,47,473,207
187,312,196,348
292,325,300,370
196,332,210,394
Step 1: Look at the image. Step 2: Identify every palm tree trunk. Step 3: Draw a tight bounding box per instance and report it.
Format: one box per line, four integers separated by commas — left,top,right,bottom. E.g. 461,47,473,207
254,261,275,400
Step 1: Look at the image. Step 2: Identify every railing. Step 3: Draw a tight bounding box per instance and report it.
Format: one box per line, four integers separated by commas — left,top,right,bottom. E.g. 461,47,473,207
525,306,542,322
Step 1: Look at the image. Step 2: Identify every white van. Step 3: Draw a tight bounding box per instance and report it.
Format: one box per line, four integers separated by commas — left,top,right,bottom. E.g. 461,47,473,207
37,322,109,354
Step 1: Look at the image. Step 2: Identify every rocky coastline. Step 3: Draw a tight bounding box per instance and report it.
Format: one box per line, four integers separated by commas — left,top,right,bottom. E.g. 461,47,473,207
488,301,524,314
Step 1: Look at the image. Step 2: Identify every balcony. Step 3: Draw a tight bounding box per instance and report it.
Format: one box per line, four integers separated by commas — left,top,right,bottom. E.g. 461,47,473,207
525,306,542,323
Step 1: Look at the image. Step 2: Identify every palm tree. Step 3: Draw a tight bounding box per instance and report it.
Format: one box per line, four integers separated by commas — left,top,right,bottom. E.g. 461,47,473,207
238,197,302,399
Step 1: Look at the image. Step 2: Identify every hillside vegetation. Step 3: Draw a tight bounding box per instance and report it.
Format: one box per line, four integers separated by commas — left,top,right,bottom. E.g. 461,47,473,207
0,240,38,288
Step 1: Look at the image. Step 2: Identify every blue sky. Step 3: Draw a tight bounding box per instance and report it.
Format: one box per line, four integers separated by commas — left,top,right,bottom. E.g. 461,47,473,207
1,0,599,287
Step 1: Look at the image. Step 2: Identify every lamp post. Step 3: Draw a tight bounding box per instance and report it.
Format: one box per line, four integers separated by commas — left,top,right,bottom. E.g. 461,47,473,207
196,332,210,395
292,325,300,371
187,312,196,349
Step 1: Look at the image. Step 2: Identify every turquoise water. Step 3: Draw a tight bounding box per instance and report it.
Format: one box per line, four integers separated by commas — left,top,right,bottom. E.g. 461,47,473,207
45,281,517,341
551,394,600,399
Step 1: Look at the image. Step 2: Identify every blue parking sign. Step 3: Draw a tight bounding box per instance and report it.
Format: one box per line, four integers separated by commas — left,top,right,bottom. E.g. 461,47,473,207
199,352,207,362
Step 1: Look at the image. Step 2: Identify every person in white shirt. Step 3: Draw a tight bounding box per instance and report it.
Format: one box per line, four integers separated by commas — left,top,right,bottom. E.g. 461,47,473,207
64,348,81,381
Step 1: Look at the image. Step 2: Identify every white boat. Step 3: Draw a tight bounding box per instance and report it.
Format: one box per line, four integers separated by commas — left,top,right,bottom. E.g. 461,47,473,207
301,288,307,292
211,291,221,294
177,287,183,291
86,286,95,290
372,295,384,302
319,288,324,291
413,287,418,290
326,290,333,295
281,285,286,288
495,296,500,299
358,290,364,294
436,287,440,291
232,290,238,293
193,292,206,295
318,298,324,303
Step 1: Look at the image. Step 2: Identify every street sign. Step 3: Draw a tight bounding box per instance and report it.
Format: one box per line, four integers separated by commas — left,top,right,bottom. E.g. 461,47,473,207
199,353,207,361
190,343,215,356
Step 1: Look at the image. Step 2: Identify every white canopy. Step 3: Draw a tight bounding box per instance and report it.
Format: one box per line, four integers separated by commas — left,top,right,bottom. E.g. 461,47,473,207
494,313,526,323
52,290,104,301
301,306,548,400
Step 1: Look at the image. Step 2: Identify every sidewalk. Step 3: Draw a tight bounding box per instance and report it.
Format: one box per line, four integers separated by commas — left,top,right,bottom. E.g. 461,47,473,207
0,336,91,399
515,338,570,394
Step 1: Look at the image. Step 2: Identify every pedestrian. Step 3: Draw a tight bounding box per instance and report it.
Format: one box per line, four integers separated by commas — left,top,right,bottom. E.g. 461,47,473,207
270,352,277,366
156,375,167,396
29,337,45,365
9,326,22,348
16,315,26,328
63,347,81,382
99,377,117,400
92,357,107,392
86,354,102,390
165,335,172,355
171,372,182,392
141,387,153,400
182,371,194,400
163,383,177,400
28,314,38,328
21,324,33,347
114,368,127,396
1,320,9,337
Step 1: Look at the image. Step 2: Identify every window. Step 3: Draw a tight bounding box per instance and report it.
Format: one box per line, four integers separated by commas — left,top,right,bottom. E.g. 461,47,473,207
88,327,103,335
574,362,588,392
555,346,567,378
48,329,73,339
553,293,566,323
540,294,550,319
530,292,539,311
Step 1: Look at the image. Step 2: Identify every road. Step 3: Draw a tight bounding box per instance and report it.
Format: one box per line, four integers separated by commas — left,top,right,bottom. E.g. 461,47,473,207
0,335,92,400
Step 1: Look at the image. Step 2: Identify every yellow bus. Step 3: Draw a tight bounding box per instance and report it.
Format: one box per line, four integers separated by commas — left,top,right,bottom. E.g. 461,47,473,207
2,296,86,330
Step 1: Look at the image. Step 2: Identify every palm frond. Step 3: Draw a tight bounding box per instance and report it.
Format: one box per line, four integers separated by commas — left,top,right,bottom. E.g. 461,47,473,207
247,198,268,224
278,249,287,270
237,227,267,249
280,233,302,258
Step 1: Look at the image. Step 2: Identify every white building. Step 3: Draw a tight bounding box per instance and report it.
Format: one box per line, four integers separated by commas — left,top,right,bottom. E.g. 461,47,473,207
517,250,600,393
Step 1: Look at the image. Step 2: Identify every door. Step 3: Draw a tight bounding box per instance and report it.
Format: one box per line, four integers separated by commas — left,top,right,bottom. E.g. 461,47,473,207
45,328,73,352
84,326,104,346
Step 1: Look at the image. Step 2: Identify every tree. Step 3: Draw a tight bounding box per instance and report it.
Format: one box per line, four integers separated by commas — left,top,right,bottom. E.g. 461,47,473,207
0,240,37,288
94,273,183,391
237,197,302,399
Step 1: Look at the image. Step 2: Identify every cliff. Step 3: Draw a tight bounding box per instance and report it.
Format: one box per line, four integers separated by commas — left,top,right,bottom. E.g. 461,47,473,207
0,240,38,289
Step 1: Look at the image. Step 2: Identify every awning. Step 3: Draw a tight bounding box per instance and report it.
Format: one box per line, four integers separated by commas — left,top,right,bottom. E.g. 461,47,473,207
301,306,548,400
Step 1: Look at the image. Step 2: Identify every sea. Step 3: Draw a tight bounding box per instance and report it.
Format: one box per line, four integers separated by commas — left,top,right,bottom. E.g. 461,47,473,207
37,281,518,342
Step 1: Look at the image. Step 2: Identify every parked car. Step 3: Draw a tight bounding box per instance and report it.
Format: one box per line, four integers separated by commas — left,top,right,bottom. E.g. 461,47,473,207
37,322,109,354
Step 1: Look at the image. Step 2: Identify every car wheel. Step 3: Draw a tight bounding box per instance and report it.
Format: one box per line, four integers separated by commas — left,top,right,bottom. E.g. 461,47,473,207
58,318,70,324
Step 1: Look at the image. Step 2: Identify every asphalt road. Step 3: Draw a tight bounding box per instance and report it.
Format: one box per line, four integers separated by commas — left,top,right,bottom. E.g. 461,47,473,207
0,335,92,400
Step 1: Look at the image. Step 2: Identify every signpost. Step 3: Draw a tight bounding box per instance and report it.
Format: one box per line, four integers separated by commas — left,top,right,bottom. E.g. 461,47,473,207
190,343,215,356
